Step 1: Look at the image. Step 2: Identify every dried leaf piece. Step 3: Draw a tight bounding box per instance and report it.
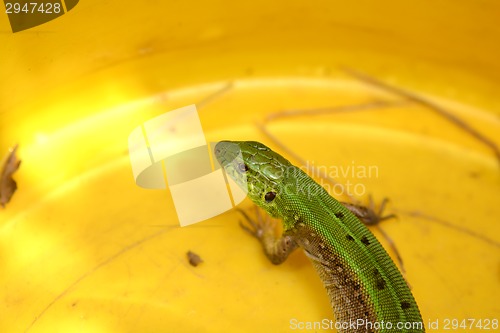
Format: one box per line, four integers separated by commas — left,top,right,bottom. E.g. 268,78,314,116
0,144,21,208
186,250,203,267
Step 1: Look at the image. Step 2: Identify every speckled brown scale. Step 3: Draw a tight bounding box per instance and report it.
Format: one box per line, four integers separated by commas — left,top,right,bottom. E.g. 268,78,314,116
290,223,378,332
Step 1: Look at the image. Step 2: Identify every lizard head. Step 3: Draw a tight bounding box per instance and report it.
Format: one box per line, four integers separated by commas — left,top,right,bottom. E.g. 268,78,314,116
214,140,293,217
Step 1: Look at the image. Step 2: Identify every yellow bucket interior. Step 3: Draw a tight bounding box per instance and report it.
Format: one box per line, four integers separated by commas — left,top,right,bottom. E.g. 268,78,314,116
1,1,499,332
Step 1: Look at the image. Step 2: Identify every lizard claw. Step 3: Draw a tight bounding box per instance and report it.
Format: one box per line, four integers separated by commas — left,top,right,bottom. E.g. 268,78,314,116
370,195,398,224
237,206,275,240
341,196,397,226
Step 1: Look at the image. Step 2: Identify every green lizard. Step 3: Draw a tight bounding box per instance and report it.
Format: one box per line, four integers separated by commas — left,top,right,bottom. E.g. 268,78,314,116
214,140,424,333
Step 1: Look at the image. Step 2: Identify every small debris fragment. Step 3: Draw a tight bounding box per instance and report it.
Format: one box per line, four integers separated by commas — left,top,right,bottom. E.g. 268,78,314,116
0,144,21,208
187,250,203,267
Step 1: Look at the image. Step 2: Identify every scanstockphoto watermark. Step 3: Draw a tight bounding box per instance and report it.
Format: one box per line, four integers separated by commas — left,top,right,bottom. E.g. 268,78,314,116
301,160,379,197
290,318,424,331
254,160,379,199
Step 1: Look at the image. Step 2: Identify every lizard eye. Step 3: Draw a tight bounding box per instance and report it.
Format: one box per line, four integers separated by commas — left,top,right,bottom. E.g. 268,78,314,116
238,162,248,172
264,191,276,203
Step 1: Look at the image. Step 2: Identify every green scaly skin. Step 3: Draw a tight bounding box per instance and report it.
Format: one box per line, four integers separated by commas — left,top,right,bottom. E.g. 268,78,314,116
215,140,424,333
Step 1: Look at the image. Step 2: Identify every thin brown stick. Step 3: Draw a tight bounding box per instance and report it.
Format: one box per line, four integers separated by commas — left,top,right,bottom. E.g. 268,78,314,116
404,210,500,249
197,82,234,109
266,100,410,122
345,68,500,164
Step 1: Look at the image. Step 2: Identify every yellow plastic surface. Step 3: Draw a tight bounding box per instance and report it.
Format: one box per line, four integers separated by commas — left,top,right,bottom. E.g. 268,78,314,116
1,1,500,332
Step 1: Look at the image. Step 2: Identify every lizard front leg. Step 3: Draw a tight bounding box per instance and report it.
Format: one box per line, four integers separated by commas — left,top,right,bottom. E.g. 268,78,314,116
237,207,299,265
340,197,396,225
